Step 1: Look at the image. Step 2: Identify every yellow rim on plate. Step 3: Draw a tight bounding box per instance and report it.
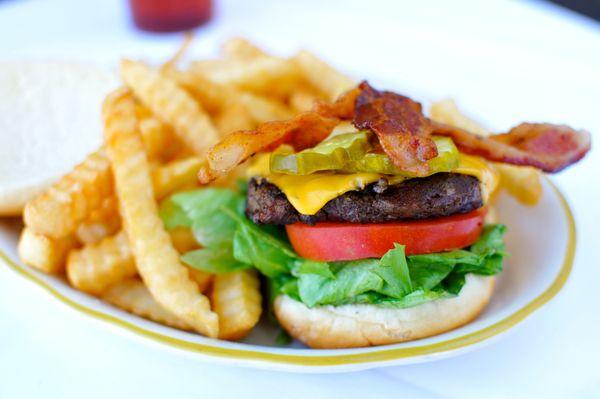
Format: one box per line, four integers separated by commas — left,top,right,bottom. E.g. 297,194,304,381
0,179,575,367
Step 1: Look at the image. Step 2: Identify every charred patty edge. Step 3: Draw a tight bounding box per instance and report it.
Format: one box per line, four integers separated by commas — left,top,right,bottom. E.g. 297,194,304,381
245,172,483,225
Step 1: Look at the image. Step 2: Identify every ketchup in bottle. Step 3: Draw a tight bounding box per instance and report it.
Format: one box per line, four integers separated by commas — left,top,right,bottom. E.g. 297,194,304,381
129,0,213,32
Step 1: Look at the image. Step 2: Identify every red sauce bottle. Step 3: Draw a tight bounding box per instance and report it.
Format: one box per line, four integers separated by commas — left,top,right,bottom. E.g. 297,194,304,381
129,0,213,32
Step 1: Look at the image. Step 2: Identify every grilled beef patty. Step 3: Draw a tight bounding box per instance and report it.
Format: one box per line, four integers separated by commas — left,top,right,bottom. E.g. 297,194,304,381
245,173,483,225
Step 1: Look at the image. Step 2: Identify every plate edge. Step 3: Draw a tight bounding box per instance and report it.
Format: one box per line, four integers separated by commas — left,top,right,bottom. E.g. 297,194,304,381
0,177,576,369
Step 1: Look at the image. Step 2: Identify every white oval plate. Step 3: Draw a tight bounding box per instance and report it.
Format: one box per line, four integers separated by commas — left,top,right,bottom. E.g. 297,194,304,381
0,178,575,372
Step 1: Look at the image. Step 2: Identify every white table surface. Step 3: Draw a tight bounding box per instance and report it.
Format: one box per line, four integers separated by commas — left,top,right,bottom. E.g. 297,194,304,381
1,0,599,397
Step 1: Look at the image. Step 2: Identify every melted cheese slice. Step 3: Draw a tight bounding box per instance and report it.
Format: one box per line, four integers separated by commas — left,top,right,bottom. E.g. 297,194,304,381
248,153,499,215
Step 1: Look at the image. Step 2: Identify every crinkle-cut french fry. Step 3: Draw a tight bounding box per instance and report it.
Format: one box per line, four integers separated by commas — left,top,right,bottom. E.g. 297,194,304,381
103,89,219,337
76,196,121,244
209,163,249,190
76,221,119,245
120,60,219,156
66,230,136,295
221,37,268,60
293,50,355,101
214,101,255,136
165,68,292,124
134,102,154,120
162,68,227,114
288,87,322,113
191,56,302,99
169,227,199,253
212,270,262,340
18,228,77,274
23,149,113,239
68,155,202,244
151,156,203,200
103,278,192,331
429,99,490,136
136,102,187,161
237,92,292,123
68,154,200,244
188,268,213,293
87,195,119,224
138,116,177,160
69,225,210,296
495,164,542,206
428,99,542,206
167,228,213,293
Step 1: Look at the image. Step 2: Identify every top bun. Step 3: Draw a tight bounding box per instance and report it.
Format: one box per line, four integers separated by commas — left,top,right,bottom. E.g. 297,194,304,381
0,61,118,215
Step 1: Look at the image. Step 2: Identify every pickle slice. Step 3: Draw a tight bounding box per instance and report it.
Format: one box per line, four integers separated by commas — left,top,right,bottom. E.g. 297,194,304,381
270,131,371,175
344,136,459,176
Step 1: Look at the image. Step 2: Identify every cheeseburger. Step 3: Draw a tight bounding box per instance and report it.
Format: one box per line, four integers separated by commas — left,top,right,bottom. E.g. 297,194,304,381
168,82,589,348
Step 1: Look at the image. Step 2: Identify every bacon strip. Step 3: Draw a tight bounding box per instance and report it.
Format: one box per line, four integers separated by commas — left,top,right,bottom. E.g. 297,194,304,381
313,86,361,119
352,82,437,176
432,121,591,173
197,91,365,184
199,81,590,184
198,112,339,183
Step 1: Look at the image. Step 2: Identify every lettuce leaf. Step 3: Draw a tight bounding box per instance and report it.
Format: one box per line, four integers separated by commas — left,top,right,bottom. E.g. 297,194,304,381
293,246,415,307
160,189,244,247
230,210,298,278
180,246,250,274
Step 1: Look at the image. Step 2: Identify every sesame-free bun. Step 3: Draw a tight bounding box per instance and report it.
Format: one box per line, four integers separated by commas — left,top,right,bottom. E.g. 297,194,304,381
0,61,118,216
274,274,495,349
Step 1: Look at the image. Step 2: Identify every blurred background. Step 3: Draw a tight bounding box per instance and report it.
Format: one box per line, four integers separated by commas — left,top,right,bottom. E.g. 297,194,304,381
1,0,597,209
1,1,599,398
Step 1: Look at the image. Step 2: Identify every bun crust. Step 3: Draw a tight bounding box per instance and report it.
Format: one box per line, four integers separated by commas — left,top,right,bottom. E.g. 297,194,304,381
274,274,495,348
0,61,117,216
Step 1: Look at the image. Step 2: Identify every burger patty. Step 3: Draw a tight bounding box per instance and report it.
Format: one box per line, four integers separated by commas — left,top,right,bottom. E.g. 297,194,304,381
246,173,483,225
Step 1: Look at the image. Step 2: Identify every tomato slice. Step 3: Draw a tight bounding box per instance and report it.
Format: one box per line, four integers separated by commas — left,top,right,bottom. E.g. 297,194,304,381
286,208,486,261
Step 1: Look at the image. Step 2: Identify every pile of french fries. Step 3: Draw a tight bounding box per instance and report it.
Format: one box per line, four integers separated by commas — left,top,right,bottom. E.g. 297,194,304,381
17,37,540,341
17,37,356,340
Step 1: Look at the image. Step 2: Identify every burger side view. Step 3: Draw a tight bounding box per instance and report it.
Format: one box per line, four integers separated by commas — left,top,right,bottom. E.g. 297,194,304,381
161,82,590,348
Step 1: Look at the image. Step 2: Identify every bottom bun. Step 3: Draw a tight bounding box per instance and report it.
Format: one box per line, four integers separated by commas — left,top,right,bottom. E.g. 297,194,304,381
274,274,495,348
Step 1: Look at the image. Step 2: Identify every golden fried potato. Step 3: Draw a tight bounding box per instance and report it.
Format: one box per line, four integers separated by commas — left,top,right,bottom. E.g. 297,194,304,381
165,68,292,124
138,116,185,161
168,227,199,253
66,230,136,295
214,101,255,135
212,270,262,340
75,196,121,244
162,68,227,114
151,156,203,200
120,60,219,156
293,50,355,101
188,268,213,293
69,226,209,296
103,278,192,331
237,92,292,123
36,152,201,247
288,87,322,113
167,227,213,292
191,56,302,99
103,89,218,337
428,99,542,206
221,37,268,60
18,227,77,274
429,99,489,136
495,164,543,206
23,149,113,239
